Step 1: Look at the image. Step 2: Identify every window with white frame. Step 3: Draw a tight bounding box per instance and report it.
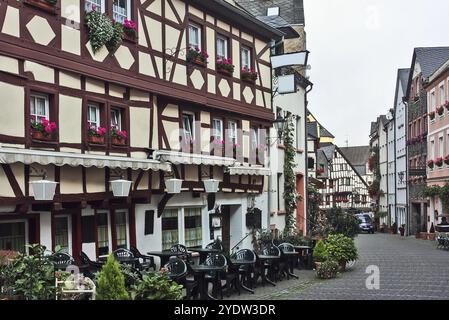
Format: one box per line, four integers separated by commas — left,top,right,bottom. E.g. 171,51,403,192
113,0,131,24
184,208,202,248
296,117,302,149
188,24,201,50
115,211,128,249
182,112,195,143
251,127,259,149
88,103,101,129
85,0,105,13
54,216,71,254
111,108,123,130
241,46,251,69
30,92,50,123
439,136,444,158
228,120,238,145
97,212,109,256
212,118,223,142
216,36,228,60
267,7,280,16
431,91,436,112
440,84,446,105
0,221,26,253
162,209,179,251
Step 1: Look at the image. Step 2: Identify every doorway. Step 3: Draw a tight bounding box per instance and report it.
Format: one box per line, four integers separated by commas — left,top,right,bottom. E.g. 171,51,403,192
221,206,231,254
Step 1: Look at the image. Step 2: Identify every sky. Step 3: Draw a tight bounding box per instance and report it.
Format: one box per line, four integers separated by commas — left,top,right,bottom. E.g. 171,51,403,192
304,0,449,147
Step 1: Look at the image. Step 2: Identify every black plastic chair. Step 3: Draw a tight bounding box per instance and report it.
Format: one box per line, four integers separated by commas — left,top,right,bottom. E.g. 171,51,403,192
165,258,198,300
130,246,156,271
277,243,296,280
170,244,194,265
50,252,75,271
232,249,256,289
203,253,227,300
206,240,224,252
261,245,282,283
80,251,103,279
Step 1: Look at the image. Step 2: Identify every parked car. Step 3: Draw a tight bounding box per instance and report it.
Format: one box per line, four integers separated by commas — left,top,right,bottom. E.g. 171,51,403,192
356,214,374,234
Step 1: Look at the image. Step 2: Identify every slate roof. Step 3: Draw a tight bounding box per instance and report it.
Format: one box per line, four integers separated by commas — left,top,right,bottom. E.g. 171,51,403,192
398,68,410,94
370,122,377,136
339,146,371,166
320,126,335,138
319,145,336,162
235,0,305,25
307,121,318,139
414,47,449,80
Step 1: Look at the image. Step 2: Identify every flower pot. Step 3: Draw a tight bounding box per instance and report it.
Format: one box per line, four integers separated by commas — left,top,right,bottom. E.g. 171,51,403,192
112,137,126,146
24,0,57,14
32,130,53,141
217,68,233,77
242,76,256,84
189,58,207,67
88,135,105,144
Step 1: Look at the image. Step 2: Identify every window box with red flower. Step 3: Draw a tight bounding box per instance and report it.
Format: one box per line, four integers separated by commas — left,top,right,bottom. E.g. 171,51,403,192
122,19,137,42
444,154,449,166
87,125,107,144
437,106,444,116
241,67,258,84
216,58,234,77
31,116,57,141
110,126,127,146
24,0,57,14
428,111,436,121
427,159,435,169
435,157,444,168
186,47,208,67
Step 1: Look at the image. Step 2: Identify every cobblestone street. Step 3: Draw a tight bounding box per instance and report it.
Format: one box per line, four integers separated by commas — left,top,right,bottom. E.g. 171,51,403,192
230,233,449,300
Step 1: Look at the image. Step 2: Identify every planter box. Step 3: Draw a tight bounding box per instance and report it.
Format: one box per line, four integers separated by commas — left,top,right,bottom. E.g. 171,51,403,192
241,76,256,85
32,130,54,141
88,135,105,145
24,0,57,14
188,58,207,68
111,137,126,146
217,68,233,77
123,30,137,43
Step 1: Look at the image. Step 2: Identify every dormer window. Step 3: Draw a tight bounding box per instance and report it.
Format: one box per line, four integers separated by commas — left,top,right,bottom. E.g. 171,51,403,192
113,0,132,24
267,7,279,16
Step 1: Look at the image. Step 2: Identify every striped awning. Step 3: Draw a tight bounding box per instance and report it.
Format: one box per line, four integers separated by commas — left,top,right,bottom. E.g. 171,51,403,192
153,150,236,166
228,166,271,176
0,147,171,172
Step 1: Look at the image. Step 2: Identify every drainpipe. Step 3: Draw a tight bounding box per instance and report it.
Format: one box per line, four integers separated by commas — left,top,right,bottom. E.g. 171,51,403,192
305,83,313,238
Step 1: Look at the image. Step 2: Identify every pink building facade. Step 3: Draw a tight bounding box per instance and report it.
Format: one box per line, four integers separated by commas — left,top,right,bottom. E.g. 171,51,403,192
427,60,449,226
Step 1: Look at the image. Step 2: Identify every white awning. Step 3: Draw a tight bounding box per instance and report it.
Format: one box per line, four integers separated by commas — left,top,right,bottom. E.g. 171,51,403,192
153,150,236,166
0,147,171,172
228,166,271,176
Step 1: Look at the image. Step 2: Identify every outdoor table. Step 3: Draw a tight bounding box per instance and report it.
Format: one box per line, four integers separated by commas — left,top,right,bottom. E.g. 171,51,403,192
280,252,299,279
188,248,221,264
230,259,255,294
256,255,280,287
294,246,312,269
190,265,226,300
147,251,184,268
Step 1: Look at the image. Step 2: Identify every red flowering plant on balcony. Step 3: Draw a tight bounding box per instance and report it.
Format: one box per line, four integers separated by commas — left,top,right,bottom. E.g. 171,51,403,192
437,105,445,116
428,111,436,120
427,159,435,169
110,126,127,145
241,66,258,83
87,125,107,144
216,57,235,75
435,157,444,167
186,47,208,66
123,19,137,37
31,116,57,140
445,100,449,110
444,154,449,165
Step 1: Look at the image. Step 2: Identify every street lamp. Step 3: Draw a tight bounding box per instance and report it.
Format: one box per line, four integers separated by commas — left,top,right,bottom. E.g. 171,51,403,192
110,179,133,197
273,113,287,141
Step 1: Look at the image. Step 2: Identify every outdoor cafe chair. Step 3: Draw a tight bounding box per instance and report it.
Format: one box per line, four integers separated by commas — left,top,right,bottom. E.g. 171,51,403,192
277,243,297,280
260,245,282,283
170,244,194,265
130,246,157,271
204,253,227,300
232,249,257,289
80,251,103,279
206,240,224,252
50,252,75,271
165,258,198,300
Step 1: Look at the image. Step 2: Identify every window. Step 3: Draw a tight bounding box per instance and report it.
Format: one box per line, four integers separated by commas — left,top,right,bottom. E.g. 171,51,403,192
188,24,201,50
241,46,251,69
431,91,436,112
85,0,105,13
113,0,131,24
267,7,280,16
277,173,282,211
115,211,128,249
439,136,444,158
162,209,179,251
0,221,26,253
228,121,238,145
54,216,71,254
182,112,195,143
440,85,446,105
184,208,202,248
111,108,123,130
88,103,101,128
30,92,50,123
212,118,223,142
296,117,302,149
251,127,259,149
431,140,435,159
216,35,228,59
346,178,351,186
97,212,109,256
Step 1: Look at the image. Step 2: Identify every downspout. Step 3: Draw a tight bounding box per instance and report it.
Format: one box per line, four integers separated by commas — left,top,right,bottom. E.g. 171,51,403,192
393,111,398,235
404,100,410,236
305,83,313,237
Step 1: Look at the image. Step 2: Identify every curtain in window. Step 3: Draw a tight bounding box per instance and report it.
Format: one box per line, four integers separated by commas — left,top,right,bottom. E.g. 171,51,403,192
85,0,102,12
54,217,69,253
113,0,128,24
115,212,127,248
0,222,26,253
184,208,202,248
162,209,179,250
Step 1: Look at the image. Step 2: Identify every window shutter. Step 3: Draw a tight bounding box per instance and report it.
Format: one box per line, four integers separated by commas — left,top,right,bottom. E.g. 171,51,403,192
144,210,155,235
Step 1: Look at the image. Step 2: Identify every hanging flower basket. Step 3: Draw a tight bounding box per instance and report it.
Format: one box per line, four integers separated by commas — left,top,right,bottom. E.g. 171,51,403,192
110,179,132,197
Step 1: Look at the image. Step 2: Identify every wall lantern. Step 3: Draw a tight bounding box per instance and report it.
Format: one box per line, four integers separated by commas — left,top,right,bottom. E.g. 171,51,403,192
273,113,287,140
203,179,220,193
30,179,58,201
110,179,133,197
165,178,183,194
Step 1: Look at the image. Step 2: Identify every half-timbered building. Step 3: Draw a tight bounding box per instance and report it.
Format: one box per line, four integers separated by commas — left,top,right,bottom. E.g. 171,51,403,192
0,0,282,262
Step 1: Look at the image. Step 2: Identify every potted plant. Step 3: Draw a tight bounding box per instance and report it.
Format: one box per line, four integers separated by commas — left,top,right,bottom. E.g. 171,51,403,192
31,116,57,141
437,105,445,116
96,255,129,300
429,111,436,120
312,240,327,269
316,259,339,280
110,126,127,145
216,58,235,76
427,159,435,169
123,19,137,39
324,234,358,272
436,157,444,168
87,125,107,144
186,47,208,67
241,67,258,83
444,154,449,165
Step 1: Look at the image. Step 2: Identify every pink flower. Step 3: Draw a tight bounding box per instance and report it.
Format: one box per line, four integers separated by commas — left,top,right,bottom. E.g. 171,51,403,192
45,125,52,134
42,118,49,126
121,131,127,138
50,122,57,130
195,47,200,52
92,4,97,11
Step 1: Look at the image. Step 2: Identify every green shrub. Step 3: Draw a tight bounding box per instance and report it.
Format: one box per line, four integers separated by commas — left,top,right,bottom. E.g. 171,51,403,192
131,271,183,300
96,255,128,300
312,240,328,262
325,208,360,238
324,234,358,266
316,259,339,279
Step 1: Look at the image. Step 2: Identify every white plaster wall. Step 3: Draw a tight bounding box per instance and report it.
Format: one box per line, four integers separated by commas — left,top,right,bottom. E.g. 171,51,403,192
40,212,52,250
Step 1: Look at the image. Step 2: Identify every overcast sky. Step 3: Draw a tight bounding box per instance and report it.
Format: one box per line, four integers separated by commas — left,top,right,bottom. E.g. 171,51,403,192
304,0,449,147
